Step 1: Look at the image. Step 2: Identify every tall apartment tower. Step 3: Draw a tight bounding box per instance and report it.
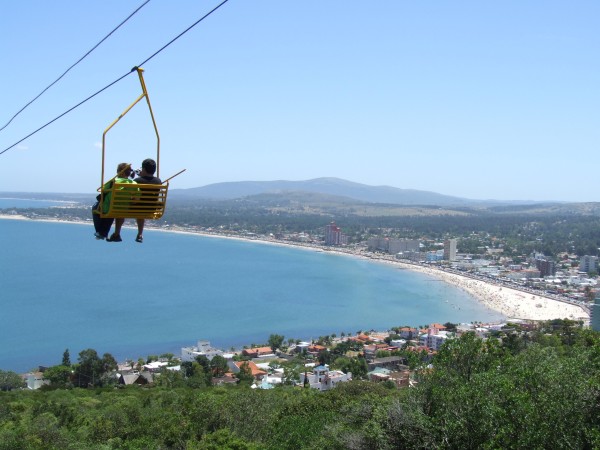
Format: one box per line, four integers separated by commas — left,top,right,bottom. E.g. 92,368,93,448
580,255,599,273
443,239,457,261
325,221,346,246
536,259,556,277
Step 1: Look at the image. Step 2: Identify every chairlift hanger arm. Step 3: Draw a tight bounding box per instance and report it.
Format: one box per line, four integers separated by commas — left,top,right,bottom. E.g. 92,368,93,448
100,67,160,188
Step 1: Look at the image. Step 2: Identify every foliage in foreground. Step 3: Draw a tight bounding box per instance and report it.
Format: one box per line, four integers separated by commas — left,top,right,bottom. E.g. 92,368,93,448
3,326,600,449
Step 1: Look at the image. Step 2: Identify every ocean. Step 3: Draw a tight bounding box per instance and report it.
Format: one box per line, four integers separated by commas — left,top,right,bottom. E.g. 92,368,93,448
0,217,501,372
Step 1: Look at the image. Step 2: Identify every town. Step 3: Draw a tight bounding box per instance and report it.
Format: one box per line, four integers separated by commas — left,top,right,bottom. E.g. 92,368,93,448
19,316,580,394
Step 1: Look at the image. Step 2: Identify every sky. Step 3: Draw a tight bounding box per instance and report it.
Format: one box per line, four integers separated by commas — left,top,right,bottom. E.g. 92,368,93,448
0,1,598,202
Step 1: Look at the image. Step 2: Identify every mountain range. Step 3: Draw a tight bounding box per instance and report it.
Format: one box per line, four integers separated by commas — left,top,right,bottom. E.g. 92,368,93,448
170,177,529,207
3,177,600,216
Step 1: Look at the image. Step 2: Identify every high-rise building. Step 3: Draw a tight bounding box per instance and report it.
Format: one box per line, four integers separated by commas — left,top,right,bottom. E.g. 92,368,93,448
367,238,419,254
389,239,420,254
443,239,457,261
580,255,598,273
325,221,347,246
536,259,556,277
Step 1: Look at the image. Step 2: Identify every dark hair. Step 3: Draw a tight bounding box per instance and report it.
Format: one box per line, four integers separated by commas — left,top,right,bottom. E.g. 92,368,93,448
117,162,132,177
142,158,157,175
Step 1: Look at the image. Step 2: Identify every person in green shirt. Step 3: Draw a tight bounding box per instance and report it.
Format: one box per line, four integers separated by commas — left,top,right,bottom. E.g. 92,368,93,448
105,163,138,242
92,162,136,240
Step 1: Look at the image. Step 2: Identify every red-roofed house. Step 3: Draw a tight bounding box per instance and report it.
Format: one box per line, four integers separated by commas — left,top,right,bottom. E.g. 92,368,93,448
242,346,274,358
228,361,267,380
399,327,417,340
308,344,326,355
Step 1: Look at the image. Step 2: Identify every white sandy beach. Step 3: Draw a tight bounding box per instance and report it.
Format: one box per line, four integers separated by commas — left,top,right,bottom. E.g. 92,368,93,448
1,214,590,322
393,262,589,322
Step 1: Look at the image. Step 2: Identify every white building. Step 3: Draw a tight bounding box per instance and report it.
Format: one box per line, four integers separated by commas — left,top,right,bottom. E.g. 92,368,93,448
26,371,49,390
390,339,407,347
143,361,169,372
181,340,224,362
444,239,457,261
368,238,419,254
299,364,352,391
419,328,451,351
580,255,598,274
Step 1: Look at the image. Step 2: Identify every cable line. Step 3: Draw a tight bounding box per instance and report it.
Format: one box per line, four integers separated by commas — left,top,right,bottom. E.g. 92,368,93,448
0,0,230,157
136,0,229,68
0,72,132,156
0,0,151,133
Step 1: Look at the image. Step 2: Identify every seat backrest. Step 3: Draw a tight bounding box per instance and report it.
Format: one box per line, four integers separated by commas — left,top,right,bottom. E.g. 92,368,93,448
104,182,168,219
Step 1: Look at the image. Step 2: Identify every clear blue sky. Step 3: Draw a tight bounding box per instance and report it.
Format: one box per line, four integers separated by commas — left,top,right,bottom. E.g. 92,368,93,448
0,1,598,201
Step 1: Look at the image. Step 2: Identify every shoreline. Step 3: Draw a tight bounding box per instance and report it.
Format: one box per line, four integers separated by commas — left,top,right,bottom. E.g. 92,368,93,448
0,213,590,322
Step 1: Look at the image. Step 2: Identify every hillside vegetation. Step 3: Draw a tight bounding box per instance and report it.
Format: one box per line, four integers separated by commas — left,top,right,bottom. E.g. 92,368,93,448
2,323,600,449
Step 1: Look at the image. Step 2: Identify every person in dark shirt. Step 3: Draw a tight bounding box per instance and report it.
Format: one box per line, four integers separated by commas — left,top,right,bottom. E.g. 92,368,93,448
133,158,162,243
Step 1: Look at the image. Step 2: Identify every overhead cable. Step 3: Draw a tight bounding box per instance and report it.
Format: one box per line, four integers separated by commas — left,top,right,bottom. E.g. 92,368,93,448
0,0,230,157
0,0,151,133
136,0,229,68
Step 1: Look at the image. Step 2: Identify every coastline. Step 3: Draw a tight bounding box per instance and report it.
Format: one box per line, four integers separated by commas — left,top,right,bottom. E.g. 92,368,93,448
0,213,590,323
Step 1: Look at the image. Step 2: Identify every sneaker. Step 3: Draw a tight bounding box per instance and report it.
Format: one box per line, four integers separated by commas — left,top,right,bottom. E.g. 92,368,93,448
94,232,106,240
135,235,143,243
107,234,122,242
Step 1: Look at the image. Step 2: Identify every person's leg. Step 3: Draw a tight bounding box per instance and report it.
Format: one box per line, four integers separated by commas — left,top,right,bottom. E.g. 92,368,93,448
108,218,124,242
92,203,113,239
114,218,124,235
99,217,114,239
136,219,145,242
92,203,102,236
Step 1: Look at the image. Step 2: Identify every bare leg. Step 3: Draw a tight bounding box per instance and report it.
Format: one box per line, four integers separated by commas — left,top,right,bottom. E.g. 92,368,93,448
136,219,145,242
114,218,125,236
107,218,124,242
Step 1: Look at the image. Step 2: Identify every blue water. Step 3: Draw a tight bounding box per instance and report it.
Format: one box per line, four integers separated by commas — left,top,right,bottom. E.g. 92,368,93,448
0,218,501,372
0,198,81,208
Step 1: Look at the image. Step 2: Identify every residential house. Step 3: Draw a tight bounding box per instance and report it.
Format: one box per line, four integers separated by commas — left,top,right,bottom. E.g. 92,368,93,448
25,371,49,390
398,327,417,340
419,327,452,351
307,344,326,356
368,367,411,388
228,360,267,380
242,346,275,359
118,373,150,386
181,340,224,362
367,356,407,372
299,364,352,391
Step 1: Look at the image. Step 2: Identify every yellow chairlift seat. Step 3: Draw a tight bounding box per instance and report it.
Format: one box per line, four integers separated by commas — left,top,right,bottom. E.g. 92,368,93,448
103,181,169,220
97,67,184,220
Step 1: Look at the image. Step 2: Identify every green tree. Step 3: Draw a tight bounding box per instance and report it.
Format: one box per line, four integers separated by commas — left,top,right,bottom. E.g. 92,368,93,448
43,365,72,388
332,356,368,380
181,361,208,388
62,348,71,367
210,355,229,378
189,429,261,450
195,355,213,385
0,369,25,391
432,331,505,382
268,334,285,352
73,348,117,387
235,362,254,386
281,362,301,385
154,368,186,388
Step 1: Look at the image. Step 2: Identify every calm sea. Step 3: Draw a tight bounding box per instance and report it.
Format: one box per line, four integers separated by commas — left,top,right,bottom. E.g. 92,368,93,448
0,217,501,372
0,198,79,208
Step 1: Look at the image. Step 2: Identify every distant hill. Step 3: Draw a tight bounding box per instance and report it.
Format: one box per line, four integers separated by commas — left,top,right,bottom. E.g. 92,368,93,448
5,178,599,216
170,177,475,206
